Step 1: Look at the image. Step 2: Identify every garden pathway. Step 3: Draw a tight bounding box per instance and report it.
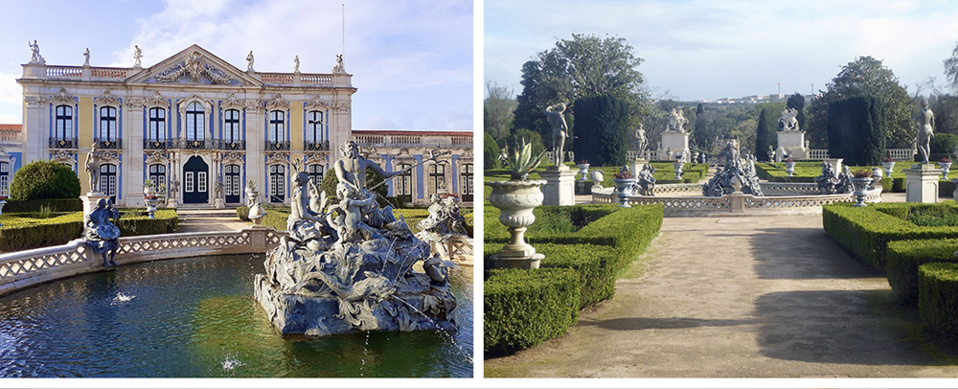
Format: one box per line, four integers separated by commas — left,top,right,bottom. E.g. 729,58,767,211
485,213,958,378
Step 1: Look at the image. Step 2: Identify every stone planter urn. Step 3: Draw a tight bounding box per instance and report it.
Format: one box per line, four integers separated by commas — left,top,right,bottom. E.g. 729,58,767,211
145,198,160,219
612,177,636,208
576,163,590,182
487,180,547,269
590,170,605,189
784,161,796,177
851,177,872,207
940,162,952,180
882,161,896,177
673,161,685,181
143,186,156,198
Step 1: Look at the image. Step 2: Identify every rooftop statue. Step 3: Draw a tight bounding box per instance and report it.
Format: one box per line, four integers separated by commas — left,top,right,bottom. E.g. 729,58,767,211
779,107,800,132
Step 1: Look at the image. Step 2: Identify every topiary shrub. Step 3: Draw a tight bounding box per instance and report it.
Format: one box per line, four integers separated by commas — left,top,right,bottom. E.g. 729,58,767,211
484,267,580,354
10,161,81,201
919,262,958,345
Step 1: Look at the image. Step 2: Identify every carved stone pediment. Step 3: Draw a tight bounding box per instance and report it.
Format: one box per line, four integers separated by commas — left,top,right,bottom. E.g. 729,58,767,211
50,88,75,106
50,149,76,165
96,90,121,107
265,94,289,112
220,151,244,165
145,91,168,108
265,152,289,165
222,93,244,110
155,50,233,84
304,95,329,112
144,151,170,165
304,153,328,166
97,151,121,164
332,101,350,113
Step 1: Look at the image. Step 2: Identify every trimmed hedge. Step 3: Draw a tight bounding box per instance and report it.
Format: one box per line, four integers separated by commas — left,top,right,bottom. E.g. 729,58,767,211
484,268,580,354
886,239,958,304
823,202,958,271
919,262,958,345
536,243,619,308
0,209,178,252
2,198,83,213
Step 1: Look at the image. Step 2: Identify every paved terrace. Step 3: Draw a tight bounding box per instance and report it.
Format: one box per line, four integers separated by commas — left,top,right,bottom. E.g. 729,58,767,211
486,198,958,378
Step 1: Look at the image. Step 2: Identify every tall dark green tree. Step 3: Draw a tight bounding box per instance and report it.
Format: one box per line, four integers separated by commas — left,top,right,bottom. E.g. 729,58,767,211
754,108,775,161
806,56,913,148
826,95,886,166
572,94,632,167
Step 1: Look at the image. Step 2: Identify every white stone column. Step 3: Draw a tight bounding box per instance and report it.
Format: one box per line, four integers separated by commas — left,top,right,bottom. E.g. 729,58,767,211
22,94,45,164
245,100,265,201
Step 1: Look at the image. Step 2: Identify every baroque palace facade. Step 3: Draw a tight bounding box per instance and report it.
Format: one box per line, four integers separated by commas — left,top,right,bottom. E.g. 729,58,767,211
11,44,472,207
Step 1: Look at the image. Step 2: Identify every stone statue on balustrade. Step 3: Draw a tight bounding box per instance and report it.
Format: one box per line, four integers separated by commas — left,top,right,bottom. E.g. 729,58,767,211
779,107,800,132
416,193,468,261
634,124,648,154
667,108,688,133
631,164,656,196
546,103,568,167
814,161,853,194
917,97,935,164
83,198,121,267
84,142,101,194
254,140,458,336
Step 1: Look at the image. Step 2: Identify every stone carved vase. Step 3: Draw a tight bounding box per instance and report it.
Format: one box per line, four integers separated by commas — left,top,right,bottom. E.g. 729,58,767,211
576,163,590,182
851,177,872,207
145,198,160,219
612,178,636,208
784,161,796,177
487,180,547,269
940,162,952,180
673,161,685,181
882,161,896,177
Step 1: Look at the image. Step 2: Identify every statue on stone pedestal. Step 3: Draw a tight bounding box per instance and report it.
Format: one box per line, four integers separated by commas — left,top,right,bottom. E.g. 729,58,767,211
545,103,568,167
246,51,255,71
83,198,121,267
83,48,90,66
779,107,800,132
29,40,42,63
84,142,100,194
917,97,936,164
634,124,648,154
133,45,143,67
667,108,688,133
294,55,300,73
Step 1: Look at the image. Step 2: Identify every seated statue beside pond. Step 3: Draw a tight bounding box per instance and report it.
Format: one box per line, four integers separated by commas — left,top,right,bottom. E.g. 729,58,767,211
83,198,121,267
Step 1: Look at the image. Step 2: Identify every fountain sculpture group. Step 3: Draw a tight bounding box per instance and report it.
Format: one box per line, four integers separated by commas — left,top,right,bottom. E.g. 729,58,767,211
703,140,764,197
254,141,459,336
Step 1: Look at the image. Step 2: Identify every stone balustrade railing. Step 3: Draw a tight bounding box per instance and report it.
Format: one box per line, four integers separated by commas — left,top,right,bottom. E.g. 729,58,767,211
805,148,914,161
808,149,830,159
626,150,658,161
652,183,702,195
592,183,881,216
0,227,285,297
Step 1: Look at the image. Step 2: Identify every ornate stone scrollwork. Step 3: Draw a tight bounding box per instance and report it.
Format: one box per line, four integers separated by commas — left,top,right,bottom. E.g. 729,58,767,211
332,101,350,113
50,88,75,106
98,151,122,165
265,94,289,112
222,93,244,110
144,151,170,165
97,90,121,107
220,152,244,165
145,91,167,108
304,153,327,167
304,95,329,112
155,50,233,84
265,152,289,166
50,149,76,165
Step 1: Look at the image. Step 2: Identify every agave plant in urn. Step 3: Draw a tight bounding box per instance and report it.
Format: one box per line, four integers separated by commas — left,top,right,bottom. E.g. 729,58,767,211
487,138,547,269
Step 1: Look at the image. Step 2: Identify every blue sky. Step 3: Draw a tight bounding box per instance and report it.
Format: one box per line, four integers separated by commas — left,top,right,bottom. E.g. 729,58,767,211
0,0,473,131
485,0,958,101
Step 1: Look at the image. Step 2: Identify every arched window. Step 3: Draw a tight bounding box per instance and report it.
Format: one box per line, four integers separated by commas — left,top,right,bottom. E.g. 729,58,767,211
306,110,325,150
460,163,473,201
307,164,324,188
99,163,118,201
148,107,165,141
99,106,117,142
269,164,285,202
55,105,73,141
148,164,166,191
185,102,205,141
429,163,445,195
395,163,412,203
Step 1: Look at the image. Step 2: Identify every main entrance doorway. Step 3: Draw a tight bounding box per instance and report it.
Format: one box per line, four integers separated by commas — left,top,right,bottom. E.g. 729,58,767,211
183,156,208,204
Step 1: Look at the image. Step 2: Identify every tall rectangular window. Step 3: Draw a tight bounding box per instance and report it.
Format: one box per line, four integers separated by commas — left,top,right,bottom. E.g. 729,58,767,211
186,102,205,141
185,172,194,193
460,163,473,198
198,171,207,192
99,106,117,141
55,105,72,140
307,110,323,143
269,110,285,142
224,109,240,142
148,107,165,141
429,163,445,194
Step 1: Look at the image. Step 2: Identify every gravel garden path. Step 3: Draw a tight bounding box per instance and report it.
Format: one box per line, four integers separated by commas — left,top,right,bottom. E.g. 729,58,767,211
484,213,958,378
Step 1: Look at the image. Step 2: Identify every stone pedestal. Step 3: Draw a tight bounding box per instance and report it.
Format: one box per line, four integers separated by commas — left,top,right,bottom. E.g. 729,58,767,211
214,198,226,208
659,132,689,161
823,158,844,176
631,158,648,178
729,192,747,213
540,165,577,206
904,164,943,203
81,192,111,227
777,132,807,160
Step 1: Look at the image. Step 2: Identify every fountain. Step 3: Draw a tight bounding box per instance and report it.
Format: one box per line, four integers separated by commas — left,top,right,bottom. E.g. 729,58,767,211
254,141,458,336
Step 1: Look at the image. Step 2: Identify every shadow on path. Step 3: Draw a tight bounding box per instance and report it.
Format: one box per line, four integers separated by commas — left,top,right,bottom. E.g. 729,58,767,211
749,227,882,280
578,316,757,331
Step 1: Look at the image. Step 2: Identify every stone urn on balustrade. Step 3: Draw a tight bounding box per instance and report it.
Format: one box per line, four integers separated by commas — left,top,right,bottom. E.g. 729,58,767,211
487,180,547,269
